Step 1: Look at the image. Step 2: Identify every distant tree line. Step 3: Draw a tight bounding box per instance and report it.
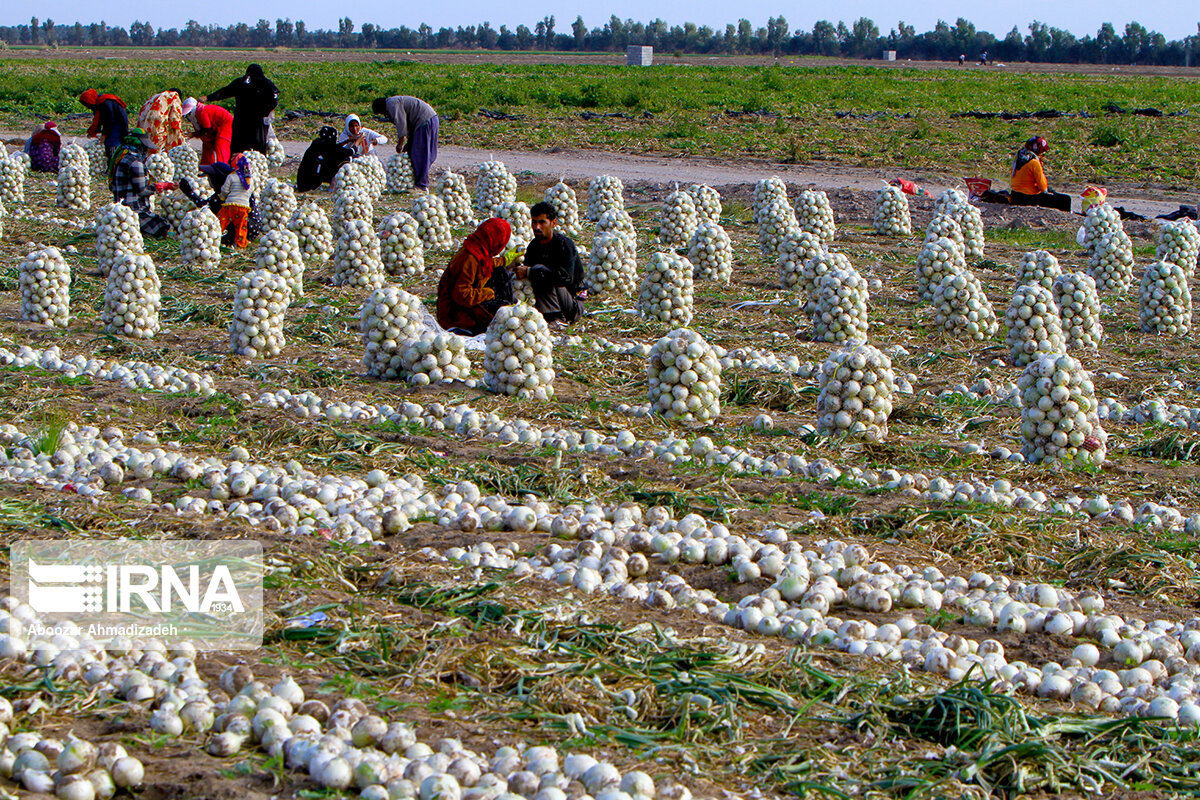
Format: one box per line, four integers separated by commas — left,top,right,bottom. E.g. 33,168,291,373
5,15,1200,66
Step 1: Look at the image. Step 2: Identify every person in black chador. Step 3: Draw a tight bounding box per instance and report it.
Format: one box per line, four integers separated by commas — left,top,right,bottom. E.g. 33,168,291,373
203,64,279,155
295,126,354,192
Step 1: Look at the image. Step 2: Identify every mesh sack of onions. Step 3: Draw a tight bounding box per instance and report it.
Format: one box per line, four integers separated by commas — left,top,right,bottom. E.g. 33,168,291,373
686,183,722,224
544,181,582,237
475,160,517,218
84,139,109,178
1156,219,1200,276
637,251,694,326
596,207,636,245
260,178,297,232
255,228,305,297
179,207,222,271
796,189,835,245
483,303,556,400
230,269,291,358
1018,353,1107,465
1081,203,1122,255
332,185,374,227
102,252,161,339
658,187,699,248
167,144,202,185
332,219,385,290
400,333,473,386
411,193,453,250
19,246,71,327
816,343,896,442
647,328,722,422
776,229,824,291
158,190,196,232
0,153,27,204
286,202,334,264
586,175,625,221
266,136,287,168
873,185,911,236
378,212,425,277
1139,260,1192,336
385,153,415,193
586,233,638,295
95,202,144,275
812,265,869,343
496,201,533,251
800,250,853,314
1087,230,1135,294
932,269,997,341
55,143,90,211
436,170,475,228
1018,250,1062,289
359,285,424,378
1004,283,1066,366
915,236,966,302
924,214,964,250
1052,272,1103,349
686,221,733,284
755,196,798,257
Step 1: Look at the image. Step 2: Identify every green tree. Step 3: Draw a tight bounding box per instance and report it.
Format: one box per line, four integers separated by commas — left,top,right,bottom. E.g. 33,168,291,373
812,20,837,56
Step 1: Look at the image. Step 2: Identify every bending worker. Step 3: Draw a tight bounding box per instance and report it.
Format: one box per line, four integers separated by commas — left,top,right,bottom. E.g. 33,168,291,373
371,95,439,191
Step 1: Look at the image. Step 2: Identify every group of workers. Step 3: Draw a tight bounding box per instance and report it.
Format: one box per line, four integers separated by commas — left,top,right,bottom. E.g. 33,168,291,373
26,62,1093,343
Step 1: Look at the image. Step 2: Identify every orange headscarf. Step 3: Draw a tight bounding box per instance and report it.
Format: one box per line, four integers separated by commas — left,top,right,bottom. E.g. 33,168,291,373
463,218,511,264
79,89,126,109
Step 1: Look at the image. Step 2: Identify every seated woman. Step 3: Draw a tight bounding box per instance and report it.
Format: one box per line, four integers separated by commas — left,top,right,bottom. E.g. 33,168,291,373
978,136,1073,212
437,218,520,336
296,126,354,192
25,122,61,172
338,114,389,157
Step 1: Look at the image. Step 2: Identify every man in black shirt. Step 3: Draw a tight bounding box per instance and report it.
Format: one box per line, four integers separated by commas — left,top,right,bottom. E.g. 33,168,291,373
514,201,586,324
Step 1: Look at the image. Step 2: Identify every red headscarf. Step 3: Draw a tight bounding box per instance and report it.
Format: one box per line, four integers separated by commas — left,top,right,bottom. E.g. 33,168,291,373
463,218,512,263
79,89,126,108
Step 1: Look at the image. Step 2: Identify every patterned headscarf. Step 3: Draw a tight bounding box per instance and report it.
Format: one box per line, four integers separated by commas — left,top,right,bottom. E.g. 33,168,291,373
109,127,150,182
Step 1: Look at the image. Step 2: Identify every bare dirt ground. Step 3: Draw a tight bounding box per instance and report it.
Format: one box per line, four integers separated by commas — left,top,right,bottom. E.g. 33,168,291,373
7,46,1200,77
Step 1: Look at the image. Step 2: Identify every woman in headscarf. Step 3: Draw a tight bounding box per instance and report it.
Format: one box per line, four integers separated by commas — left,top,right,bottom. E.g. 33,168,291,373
109,127,173,238
338,114,389,157
437,218,522,335
203,64,279,155
137,88,186,152
79,89,129,158
183,97,234,166
24,121,62,172
296,126,354,192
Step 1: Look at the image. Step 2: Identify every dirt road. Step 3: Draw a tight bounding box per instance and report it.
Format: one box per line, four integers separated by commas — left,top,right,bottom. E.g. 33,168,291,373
6,129,1188,218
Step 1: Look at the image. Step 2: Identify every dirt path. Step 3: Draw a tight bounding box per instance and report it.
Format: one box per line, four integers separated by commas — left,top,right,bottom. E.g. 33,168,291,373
6,129,1188,218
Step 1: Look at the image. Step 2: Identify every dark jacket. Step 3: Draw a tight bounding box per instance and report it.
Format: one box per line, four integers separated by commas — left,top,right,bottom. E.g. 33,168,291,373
524,231,584,293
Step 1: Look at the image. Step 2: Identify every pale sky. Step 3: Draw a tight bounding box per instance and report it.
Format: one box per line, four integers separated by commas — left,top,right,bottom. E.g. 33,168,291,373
3,1,1197,42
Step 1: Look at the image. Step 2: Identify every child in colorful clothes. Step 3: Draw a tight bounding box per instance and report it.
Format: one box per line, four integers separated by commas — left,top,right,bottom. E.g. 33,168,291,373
217,154,254,248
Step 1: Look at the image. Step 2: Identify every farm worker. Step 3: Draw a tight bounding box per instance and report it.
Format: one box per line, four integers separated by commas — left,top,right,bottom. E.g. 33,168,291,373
1009,136,1072,212
296,126,355,192
513,201,586,325
178,162,233,215
79,89,129,158
338,114,389,157
214,154,255,248
109,127,173,238
24,121,61,172
371,96,439,191
202,64,279,155
437,218,522,335
183,98,234,167
137,88,186,152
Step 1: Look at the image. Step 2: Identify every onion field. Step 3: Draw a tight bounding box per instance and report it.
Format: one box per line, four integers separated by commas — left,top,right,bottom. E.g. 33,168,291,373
3,57,1200,800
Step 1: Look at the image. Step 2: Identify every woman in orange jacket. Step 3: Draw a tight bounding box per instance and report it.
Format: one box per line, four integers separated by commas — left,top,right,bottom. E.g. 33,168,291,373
437,218,518,335
1007,137,1073,211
